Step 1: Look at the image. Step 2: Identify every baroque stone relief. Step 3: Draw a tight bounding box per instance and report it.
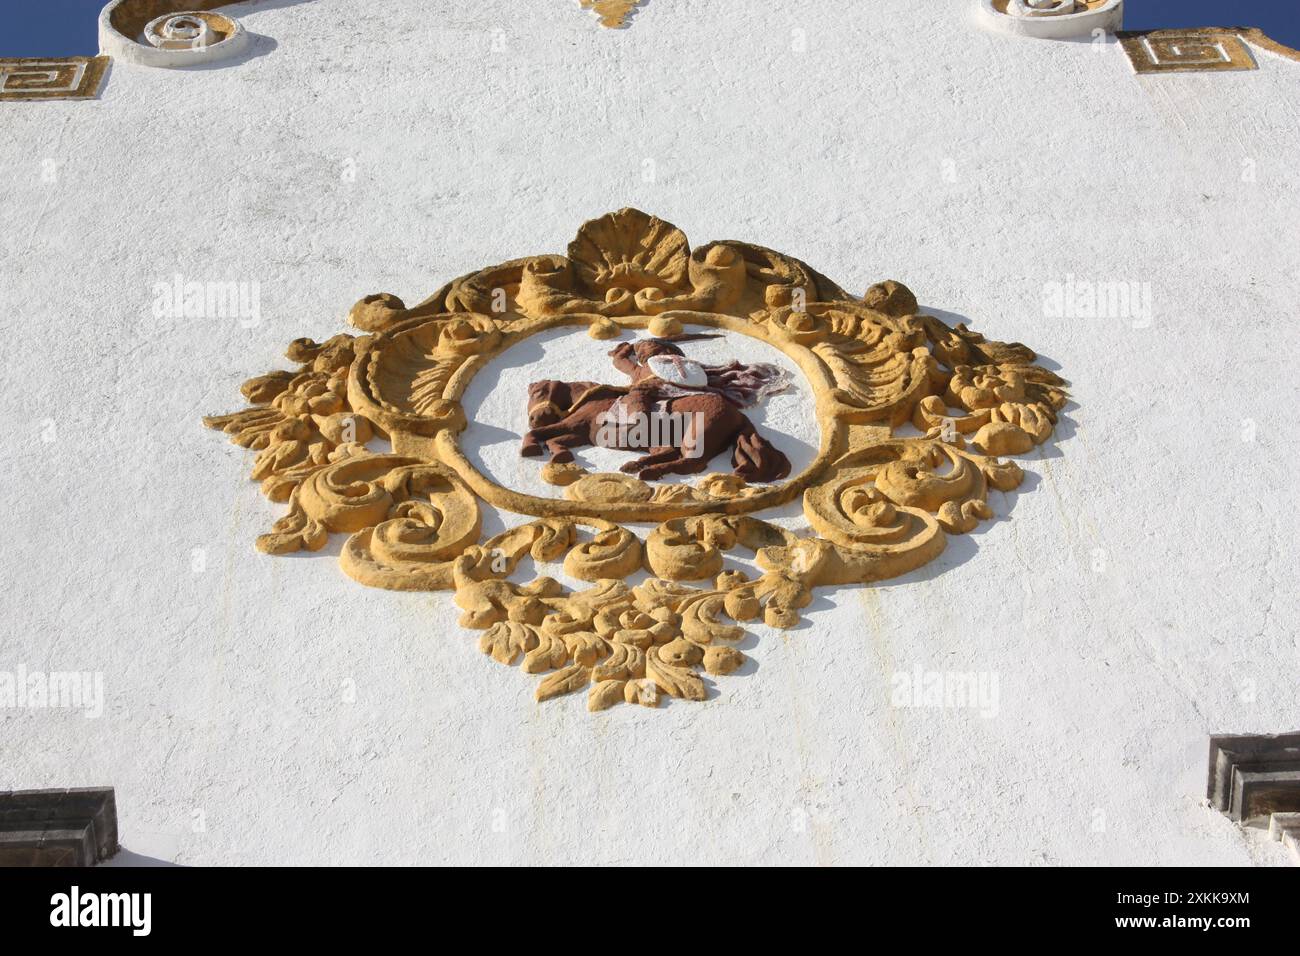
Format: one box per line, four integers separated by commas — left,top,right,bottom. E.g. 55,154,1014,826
578,1,647,29
205,209,1070,712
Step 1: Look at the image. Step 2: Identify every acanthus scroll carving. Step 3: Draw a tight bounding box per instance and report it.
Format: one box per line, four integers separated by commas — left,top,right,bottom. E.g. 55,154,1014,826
577,1,647,30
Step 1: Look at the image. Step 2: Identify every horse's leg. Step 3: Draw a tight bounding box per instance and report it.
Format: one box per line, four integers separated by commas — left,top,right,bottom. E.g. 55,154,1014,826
731,418,792,482
620,446,677,475
521,420,575,457
521,432,545,457
544,429,595,464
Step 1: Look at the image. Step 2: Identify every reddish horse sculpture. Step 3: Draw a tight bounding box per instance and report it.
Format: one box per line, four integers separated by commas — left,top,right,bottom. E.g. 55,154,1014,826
521,336,793,483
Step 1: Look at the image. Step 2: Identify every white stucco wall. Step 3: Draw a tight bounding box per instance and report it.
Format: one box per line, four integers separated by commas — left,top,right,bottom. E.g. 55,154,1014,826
1,0,1297,865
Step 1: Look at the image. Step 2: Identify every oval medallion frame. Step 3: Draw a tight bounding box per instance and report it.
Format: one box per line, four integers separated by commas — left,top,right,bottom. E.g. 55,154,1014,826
351,309,841,522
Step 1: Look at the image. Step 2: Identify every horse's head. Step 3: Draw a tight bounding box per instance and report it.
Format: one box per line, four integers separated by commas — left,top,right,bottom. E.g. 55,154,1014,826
527,380,566,427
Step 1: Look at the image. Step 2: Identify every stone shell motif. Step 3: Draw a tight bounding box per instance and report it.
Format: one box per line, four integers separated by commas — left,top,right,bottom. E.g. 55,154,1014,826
99,0,250,67
979,0,1124,39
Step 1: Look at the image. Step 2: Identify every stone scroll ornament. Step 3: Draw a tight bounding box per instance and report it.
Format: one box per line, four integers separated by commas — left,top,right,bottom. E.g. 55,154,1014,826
205,210,1069,712
578,1,646,29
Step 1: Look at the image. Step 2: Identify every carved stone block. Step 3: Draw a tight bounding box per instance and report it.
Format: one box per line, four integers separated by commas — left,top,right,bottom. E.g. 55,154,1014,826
0,57,109,101
1119,30,1259,74
0,788,118,867
1207,732,1300,822
1269,813,1300,863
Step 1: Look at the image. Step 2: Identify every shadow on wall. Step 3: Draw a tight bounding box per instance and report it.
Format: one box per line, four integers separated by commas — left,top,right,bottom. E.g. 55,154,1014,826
864,302,1077,589
100,847,184,867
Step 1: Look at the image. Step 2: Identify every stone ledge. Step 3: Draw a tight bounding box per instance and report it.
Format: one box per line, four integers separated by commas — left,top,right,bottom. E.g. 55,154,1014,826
0,788,118,867
1269,813,1300,863
1207,732,1300,823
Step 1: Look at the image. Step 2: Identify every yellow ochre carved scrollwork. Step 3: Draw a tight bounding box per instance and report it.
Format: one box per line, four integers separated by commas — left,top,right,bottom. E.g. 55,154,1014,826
204,209,1069,712
578,1,646,30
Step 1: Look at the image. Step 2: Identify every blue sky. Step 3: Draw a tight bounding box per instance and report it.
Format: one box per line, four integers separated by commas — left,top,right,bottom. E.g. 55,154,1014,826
1123,1,1300,42
1,1,1298,57
2,0,106,57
